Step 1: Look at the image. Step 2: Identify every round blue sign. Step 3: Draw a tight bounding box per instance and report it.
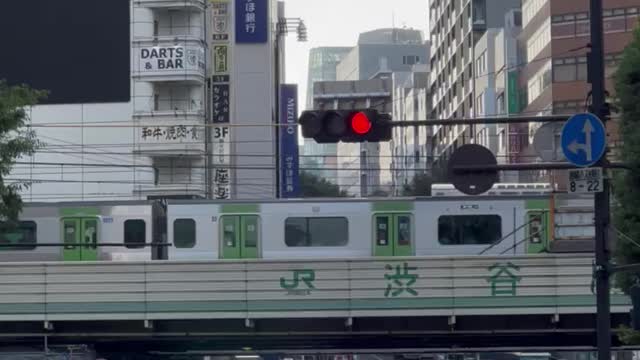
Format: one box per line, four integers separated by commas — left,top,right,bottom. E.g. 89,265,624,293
560,113,606,167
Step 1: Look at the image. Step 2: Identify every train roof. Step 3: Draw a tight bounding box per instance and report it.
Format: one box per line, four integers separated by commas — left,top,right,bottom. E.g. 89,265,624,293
166,194,550,206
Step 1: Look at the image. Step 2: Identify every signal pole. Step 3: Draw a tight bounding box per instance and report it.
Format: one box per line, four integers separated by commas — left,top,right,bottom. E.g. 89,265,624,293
588,0,611,359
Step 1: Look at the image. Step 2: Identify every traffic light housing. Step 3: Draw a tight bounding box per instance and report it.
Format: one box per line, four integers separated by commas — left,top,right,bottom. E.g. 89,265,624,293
299,109,392,143
631,284,640,330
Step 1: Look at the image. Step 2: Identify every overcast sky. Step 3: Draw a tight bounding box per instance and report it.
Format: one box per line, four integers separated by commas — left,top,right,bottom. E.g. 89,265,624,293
283,0,429,110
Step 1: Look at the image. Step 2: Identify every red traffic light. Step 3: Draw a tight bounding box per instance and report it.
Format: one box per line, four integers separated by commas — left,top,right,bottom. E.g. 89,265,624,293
351,112,372,135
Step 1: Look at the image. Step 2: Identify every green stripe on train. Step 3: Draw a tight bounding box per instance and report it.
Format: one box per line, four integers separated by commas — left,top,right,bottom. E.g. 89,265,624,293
372,201,414,212
59,207,101,217
221,204,261,214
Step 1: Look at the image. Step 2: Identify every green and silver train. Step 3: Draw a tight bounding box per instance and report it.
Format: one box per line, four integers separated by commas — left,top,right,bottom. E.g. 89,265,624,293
0,184,591,262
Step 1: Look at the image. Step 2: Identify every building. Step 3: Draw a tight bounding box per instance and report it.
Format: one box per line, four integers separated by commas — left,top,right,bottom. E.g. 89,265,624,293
302,47,352,180
470,11,523,182
131,0,208,198
517,0,634,178
312,78,392,197
306,47,352,109
10,0,284,202
390,65,431,195
305,28,429,196
337,28,429,81
428,0,521,169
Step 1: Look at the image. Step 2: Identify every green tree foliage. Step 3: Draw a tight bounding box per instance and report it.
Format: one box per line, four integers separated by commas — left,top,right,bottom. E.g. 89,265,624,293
299,171,348,198
402,173,433,197
0,80,45,222
614,27,640,293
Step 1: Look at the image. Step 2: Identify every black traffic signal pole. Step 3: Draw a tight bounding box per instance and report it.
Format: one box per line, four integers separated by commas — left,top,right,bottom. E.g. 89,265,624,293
588,0,612,358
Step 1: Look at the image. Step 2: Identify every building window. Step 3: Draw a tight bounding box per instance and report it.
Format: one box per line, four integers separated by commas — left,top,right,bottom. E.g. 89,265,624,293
0,221,37,251
605,53,624,78
553,101,583,114
476,92,485,116
284,217,349,247
124,220,146,249
528,60,552,104
174,219,196,249
438,215,502,245
527,19,551,62
496,93,505,115
403,55,421,65
552,7,638,39
553,56,588,82
523,0,547,27
475,51,487,75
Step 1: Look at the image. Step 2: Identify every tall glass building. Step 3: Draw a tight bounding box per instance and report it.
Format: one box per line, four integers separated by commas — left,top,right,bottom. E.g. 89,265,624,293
303,47,351,180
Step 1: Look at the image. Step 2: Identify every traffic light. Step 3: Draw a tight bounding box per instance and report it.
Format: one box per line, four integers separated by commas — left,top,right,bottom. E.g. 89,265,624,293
298,109,392,143
631,284,640,330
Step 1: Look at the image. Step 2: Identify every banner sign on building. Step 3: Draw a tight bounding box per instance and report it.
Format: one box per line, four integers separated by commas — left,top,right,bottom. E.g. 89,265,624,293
213,126,232,199
211,0,230,41
235,0,268,44
136,45,205,72
141,125,201,141
213,45,229,74
507,71,520,115
279,84,300,198
212,83,230,123
212,74,232,199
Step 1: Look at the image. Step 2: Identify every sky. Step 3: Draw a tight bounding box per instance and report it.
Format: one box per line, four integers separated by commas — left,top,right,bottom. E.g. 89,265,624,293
282,0,429,110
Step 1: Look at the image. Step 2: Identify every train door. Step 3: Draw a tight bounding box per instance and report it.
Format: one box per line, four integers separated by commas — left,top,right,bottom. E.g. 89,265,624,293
62,218,98,261
220,215,260,259
373,214,413,256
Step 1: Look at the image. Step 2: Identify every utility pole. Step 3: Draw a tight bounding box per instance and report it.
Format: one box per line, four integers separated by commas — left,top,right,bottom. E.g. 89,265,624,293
589,0,611,359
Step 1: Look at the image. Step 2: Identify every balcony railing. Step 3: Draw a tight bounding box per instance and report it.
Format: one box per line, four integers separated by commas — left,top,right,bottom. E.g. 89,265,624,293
134,0,205,11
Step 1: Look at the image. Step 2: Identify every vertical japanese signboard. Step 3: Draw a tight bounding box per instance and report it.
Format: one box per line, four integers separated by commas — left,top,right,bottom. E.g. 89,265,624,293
213,45,229,74
279,84,300,198
210,0,232,199
211,77,232,199
235,0,268,43
211,0,230,42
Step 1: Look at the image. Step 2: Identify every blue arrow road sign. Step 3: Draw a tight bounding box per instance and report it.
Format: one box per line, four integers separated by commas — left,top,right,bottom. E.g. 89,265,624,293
561,113,606,167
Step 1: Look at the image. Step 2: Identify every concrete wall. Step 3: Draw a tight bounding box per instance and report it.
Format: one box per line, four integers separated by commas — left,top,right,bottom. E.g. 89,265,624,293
230,0,279,199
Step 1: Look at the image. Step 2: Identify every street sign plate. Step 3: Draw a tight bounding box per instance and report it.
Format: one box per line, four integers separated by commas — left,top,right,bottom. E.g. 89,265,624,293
568,167,603,194
561,113,606,167
533,122,565,162
448,144,499,196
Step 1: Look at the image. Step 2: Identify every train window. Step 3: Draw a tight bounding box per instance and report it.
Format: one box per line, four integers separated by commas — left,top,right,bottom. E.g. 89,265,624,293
0,221,37,250
397,216,412,246
174,219,196,249
285,217,348,247
124,220,146,249
376,217,389,246
438,215,501,245
244,216,259,248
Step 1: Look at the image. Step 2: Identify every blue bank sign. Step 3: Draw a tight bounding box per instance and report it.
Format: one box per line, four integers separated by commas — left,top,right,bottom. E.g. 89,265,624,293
235,0,268,44
561,113,607,167
279,84,300,198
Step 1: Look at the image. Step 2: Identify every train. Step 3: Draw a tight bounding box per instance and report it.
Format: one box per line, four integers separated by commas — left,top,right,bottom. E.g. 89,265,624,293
0,184,582,263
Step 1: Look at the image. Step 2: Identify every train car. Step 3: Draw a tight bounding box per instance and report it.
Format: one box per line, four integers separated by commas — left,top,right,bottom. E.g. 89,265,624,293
0,189,557,262
165,194,552,261
0,201,164,262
